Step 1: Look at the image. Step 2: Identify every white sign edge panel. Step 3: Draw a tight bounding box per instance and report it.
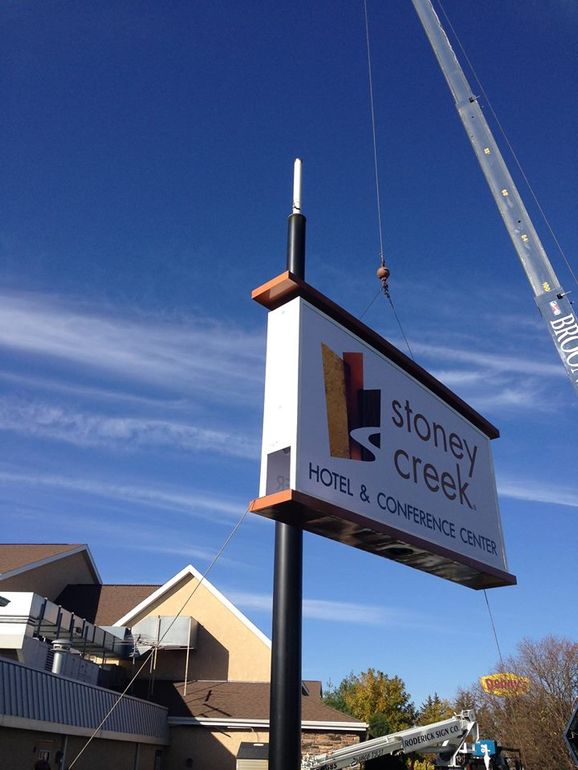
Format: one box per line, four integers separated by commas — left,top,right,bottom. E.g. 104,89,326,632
258,299,300,497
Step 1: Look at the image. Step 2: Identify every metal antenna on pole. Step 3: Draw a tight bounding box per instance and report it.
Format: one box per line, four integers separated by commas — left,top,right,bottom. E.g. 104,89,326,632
292,158,302,214
268,159,305,770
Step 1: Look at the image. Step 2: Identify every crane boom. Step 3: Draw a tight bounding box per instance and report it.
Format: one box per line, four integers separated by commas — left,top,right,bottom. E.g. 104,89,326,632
301,711,478,770
411,0,578,397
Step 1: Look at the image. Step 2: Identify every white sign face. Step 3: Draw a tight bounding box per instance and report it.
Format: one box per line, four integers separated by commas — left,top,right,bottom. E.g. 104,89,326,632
258,297,509,576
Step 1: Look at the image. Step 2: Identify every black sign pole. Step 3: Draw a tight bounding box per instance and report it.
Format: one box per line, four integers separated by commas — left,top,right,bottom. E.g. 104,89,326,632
268,160,306,770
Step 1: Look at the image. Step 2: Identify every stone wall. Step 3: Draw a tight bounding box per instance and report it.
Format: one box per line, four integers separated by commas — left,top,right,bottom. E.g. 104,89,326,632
301,730,365,759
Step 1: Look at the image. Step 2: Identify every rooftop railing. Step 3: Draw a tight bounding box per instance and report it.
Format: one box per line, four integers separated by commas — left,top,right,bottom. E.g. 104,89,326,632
0,657,169,745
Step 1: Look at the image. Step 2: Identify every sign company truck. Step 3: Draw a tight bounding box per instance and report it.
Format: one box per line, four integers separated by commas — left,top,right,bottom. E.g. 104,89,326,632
250,273,516,589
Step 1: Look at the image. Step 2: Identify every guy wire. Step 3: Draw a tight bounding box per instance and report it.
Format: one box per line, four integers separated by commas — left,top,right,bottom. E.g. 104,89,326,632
483,589,505,670
68,509,249,768
359,287,382,320
387,292,415,360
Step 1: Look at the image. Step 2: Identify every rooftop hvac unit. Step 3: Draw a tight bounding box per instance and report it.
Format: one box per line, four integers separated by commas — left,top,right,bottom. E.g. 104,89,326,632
131,616,198,653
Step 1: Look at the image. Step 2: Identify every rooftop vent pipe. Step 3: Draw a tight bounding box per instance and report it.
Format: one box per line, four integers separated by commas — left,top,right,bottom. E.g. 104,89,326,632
51,639,72,675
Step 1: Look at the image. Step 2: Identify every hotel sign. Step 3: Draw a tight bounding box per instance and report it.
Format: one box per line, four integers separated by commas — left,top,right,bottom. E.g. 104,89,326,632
250,274,515,589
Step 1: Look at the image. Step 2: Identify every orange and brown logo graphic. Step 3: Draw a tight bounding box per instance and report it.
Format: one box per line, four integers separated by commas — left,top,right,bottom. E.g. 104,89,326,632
321,344,381,462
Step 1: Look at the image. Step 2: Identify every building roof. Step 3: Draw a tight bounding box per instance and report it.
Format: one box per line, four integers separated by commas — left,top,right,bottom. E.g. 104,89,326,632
0,543,101,583
148,680,366,729
114,565,272,649
56,584,161,625
0,544,83,574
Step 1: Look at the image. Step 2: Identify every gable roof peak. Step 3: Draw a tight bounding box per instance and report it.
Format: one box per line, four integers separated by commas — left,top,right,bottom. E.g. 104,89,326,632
114,564,271,649
0,543,101,584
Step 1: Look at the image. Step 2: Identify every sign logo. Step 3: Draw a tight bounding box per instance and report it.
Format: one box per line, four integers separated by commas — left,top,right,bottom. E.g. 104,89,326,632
549,299,562,316
321,344,380,461
321,343,482,513
480,673,530,697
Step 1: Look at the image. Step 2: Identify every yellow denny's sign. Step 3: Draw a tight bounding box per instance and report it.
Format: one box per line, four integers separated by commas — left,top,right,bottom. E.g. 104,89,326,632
480,673,530,696
250,273,516,590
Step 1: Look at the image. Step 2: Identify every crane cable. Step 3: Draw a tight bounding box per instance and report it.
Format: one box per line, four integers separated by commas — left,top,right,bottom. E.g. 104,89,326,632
67,509,249,769
437,0,578,289
483,589,505,671
363,0,385,268
427,0,508,675
363,0,506,670
362,0,414,360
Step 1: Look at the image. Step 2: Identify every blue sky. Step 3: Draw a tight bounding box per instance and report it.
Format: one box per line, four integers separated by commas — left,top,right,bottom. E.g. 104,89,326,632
1,0,577,708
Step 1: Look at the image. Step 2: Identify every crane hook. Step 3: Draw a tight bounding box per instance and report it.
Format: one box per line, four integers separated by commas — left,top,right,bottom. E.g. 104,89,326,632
376,264,390,296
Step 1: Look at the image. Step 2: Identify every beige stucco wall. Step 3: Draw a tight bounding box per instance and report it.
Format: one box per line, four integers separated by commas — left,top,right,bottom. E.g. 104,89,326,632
64,736,161,770
0,723,362,770
128,572,271,681
167,725,268,770
166,726,363,770
0,552,97,600
0,727,65,770
0,727,162,770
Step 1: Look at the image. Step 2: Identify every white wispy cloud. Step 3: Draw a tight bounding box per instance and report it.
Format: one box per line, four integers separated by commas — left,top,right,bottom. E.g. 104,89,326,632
0,291,264,402
411,338,566,412
459,382,547,411
0,370,188,409
373,298,560,410
427,368,541,409
428,370,485,387
303,599,409,625
126,543,246,566
498,477,578,509
226,590,433,627
10,505,249,569
0,398,259,458
414,341,562,379
0,469,248,522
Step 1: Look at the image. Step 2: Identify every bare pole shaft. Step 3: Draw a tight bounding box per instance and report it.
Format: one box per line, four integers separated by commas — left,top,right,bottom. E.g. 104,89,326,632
269,159,305,770
270,522,303,770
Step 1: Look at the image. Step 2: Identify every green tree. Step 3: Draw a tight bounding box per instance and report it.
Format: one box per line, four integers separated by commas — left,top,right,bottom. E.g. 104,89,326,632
417,693,453,725
405,693,455,770
324,668,416,737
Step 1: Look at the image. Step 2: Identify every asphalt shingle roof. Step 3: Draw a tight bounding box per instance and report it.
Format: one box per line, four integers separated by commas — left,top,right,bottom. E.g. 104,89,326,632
146,680,366,726
0,544,84,575
56,584,161,625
